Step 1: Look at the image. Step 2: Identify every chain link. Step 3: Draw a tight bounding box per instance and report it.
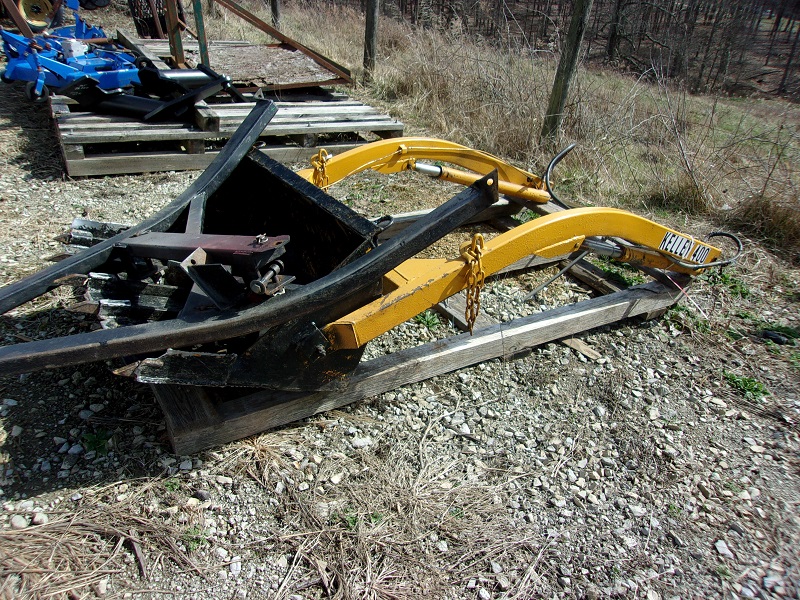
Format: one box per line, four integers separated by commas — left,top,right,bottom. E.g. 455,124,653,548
310,148,330,189
461,233,486,334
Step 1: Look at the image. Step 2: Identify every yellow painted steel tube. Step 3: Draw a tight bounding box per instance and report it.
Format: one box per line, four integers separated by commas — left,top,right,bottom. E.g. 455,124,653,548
295,137,546,198
325,207,722,349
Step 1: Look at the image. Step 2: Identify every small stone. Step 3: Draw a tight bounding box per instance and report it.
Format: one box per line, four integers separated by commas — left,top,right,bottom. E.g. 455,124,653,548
649,407,660,420
31,512,48,525
53,437,67,445
750,445,765,454
763,574,783,590
179,460,192,471
478,589,491,600
557,576,571,587
67,444,83,455
435,540,448,552
78,410,94,420
698,482,712,499
715,539,735,560
466,579,477,590
93,578,108,597
490,560,503,574
215,547,229,559
89,403,105,413
351,437,372,449
668,531,685,547
593,405,606,418
229,557,242,576
329,473,344,485
629,505,647,518
216,475,233,486
729,522,746,536
186,498,200,508
2,399,18,406
10,515,28,529
10,425,22,437
496,574,511,591
193,490,211,501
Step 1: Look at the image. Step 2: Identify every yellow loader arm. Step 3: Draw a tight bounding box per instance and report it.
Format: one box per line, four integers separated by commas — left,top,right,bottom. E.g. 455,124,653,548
296,137,552,204
296,139,740,350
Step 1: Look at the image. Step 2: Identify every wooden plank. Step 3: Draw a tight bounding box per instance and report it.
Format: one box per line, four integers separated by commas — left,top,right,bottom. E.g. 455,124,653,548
117,30,171,69
193,101,219,132
161,279,685,453
210,0,353,83
565,259,624,295
61,119,403,144
64,142,362,177
434,291,498,331
561,337,602,360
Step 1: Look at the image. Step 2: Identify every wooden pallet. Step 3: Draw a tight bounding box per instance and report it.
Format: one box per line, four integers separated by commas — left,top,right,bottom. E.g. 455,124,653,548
50,95,404,177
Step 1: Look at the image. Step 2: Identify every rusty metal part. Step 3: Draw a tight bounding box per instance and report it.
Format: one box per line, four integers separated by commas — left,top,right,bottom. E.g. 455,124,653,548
0,99,279,315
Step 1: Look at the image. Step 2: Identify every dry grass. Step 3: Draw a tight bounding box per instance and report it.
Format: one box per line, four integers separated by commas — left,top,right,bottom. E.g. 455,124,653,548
224,429,556,598
0,481,200,599
199,0,800,258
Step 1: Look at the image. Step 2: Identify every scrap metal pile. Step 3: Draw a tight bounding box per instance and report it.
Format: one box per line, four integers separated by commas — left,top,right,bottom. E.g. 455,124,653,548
0,101,742,392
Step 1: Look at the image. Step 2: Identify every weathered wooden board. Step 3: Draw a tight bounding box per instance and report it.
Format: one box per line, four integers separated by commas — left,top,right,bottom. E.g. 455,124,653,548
152,278,685,454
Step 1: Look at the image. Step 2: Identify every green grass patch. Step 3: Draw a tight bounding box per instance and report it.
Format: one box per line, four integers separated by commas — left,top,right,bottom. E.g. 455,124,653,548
705,270,751,298
82,429,111,456
182,526,208,553
591,257,647,287
163,478,181,492
723,371,768,399
667,304,711,334
413,310,441,330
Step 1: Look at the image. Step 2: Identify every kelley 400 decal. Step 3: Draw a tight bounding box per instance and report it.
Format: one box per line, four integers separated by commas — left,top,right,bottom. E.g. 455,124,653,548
659,231,711,263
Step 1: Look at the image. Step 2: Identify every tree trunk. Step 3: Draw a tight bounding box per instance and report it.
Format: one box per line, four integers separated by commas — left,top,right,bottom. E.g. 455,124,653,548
364,0,379,81
779,17,800,93
540,0,594,142
606,0,623,61
269,0,280,29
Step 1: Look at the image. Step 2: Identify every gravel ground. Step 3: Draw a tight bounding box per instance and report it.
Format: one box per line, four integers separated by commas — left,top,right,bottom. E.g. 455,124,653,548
0,67,799,599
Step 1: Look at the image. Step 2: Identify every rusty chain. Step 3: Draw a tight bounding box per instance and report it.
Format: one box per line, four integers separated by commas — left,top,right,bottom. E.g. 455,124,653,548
461,232,486,334
310,148,330,189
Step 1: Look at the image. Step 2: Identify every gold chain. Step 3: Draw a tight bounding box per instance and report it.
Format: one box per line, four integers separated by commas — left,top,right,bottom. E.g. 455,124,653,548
461,233,486,334
310,149,330,189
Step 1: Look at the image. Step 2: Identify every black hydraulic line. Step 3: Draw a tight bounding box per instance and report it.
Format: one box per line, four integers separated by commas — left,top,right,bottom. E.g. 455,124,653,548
0,100,279,316
544,143,576,209
646,231,743,271
0,173,499,376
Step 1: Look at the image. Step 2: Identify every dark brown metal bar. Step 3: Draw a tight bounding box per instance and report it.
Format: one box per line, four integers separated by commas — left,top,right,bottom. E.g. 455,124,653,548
164,0,185,67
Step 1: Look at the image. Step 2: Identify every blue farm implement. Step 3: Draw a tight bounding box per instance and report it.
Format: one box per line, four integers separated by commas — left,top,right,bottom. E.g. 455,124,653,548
1,0,139,99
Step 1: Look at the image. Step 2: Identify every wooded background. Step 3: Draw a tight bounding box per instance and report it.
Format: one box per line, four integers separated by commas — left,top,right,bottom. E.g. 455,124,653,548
303,0,800,98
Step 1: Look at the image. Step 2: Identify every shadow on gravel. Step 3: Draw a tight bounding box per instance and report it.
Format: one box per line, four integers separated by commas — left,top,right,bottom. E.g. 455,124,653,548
0,83,65,180
0,305,184,500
